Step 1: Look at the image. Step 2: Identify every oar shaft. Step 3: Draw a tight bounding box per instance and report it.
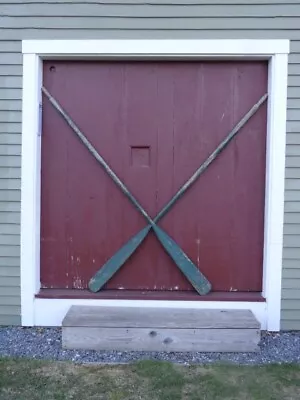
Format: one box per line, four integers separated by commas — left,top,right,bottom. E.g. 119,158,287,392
154,93,268,223
42,86,153,225
43,86,212,295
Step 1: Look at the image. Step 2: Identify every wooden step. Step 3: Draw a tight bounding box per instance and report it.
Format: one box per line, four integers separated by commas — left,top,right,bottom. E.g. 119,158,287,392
62,306,261,353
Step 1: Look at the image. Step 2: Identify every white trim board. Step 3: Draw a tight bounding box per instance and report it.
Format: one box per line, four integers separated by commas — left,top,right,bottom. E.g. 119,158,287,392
21,39,289,330
22,39,289,57
34,299,267,329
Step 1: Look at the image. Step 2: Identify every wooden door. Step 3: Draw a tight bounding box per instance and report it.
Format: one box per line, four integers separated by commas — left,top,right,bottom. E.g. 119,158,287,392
41,60,267,294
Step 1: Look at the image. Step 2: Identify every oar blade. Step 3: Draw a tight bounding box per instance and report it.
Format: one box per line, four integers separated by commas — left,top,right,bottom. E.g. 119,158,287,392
153,225,212,295
88,225,151,292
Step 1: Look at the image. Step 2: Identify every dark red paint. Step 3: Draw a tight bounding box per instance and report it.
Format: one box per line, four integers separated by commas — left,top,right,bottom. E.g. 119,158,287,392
41,60,267,294
37,289,265,302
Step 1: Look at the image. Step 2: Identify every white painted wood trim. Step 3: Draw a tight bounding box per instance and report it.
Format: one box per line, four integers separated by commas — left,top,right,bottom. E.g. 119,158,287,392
20,54,42,326
22,39,289,57
20,39,289,330
34,298,267,329
262,54,289,332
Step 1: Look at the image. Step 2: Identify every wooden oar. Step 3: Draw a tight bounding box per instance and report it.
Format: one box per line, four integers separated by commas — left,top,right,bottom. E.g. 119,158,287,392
88,92,268,293
42,86,212,295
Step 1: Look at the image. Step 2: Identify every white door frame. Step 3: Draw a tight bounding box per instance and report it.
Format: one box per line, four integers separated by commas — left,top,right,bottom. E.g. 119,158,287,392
21,39,290,330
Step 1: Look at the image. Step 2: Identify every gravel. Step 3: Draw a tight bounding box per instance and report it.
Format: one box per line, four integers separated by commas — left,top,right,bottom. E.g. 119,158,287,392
0,327,300,365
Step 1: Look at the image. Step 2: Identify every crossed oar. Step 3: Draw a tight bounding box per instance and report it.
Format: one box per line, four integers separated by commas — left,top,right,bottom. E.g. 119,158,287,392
42,86,267,295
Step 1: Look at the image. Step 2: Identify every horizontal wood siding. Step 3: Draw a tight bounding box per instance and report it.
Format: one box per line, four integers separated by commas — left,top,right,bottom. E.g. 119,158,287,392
0,0,299,328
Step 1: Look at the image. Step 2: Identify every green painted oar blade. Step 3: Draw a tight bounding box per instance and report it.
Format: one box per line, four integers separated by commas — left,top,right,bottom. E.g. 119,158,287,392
89,225,151,292
152,225,212,295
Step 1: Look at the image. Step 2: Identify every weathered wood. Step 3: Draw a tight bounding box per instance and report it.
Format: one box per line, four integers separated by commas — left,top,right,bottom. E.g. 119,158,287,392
62,306,260,329
62,306,261,352
62,327,260,352
42,86,211,296
88,226,151,292
89,92,267,293
41,63,267,295
43,86,266,296
42,87,152,223
89,223,212,295
154,92,268,223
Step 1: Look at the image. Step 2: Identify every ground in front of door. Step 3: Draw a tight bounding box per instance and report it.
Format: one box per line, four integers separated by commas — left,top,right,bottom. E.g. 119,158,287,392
0,327,299,365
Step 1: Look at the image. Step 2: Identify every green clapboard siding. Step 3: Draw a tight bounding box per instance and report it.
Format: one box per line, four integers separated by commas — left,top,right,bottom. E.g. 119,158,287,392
0,266,20,276
0,0,300,329
0,315,20,325
0,296,20,306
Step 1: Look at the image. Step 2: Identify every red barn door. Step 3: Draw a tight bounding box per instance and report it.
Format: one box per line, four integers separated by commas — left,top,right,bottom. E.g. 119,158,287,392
40,60,267,295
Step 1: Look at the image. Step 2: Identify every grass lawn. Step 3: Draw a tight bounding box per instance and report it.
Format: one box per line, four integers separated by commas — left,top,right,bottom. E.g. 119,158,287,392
0,358,299,400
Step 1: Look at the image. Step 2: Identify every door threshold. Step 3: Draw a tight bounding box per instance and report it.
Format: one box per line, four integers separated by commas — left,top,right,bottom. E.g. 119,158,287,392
36,289,265,302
